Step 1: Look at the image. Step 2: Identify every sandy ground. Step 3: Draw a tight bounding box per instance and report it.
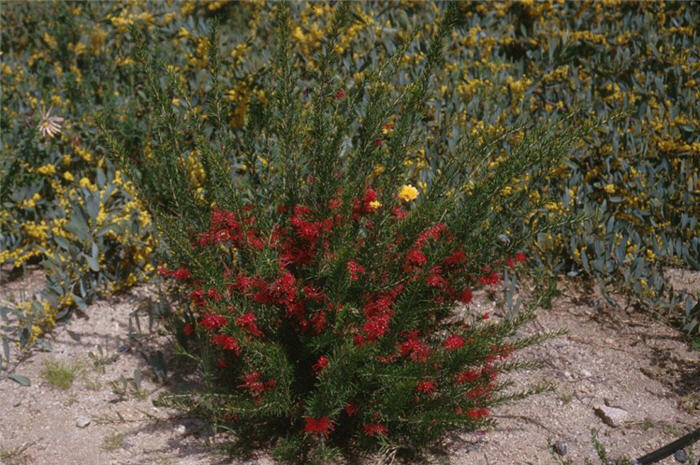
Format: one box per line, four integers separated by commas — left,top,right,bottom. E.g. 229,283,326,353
0,268,697,465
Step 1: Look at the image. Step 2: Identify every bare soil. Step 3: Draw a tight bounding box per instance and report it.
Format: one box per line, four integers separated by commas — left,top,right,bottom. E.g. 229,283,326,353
0,268,698,465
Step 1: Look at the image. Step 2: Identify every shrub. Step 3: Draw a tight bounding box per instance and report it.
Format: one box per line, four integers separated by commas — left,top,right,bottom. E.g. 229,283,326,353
104,5,585,462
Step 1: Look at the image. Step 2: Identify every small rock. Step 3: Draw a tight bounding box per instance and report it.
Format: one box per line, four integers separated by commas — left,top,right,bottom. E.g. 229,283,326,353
581,369,592,377
76,416,91,428
175,424,187,435
122,440,133,449
674,449,688,463
553,441,568,456
593,404,629,427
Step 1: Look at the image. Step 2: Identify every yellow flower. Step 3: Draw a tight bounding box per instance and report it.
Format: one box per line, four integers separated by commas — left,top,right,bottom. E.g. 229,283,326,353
36,164,56,175
63,171,74,182
369,200,382,211
398,184,419,203
604,184,616,194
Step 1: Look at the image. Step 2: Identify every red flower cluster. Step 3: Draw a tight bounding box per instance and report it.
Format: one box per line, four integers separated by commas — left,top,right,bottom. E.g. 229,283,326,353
443,334,465,351
344,403,359,416
416,379,437,394
200,313,227,332
238,371,276,397
398,332,432,362
505,252,527,267
363,423,387,437
466,408,490,420
303,416,335,439
352,188,380,220
210,333,241,355
347,261,366,281
235,312,263,337
158,266,191,280
312,355,329,375
455,369,480,385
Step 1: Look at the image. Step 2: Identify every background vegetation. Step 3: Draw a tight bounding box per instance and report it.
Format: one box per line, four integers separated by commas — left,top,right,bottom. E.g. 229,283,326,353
1,1,698,357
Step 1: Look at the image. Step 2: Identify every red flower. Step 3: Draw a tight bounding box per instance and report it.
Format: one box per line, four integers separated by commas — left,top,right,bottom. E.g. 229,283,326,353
398,335,431,362
190,288,206,306
352,188,380,219
391,206,407,220
467,385,490,399
415,223,448,248
355,312,392,345
443,334,465,351
183,322,194,336
466,408,490,420
302,285,326,303
479,271,502,286
455,369,480,385
269,272,296,303
246,230,265,250
206,288,221,302
233,273,255,293
335,88,346,99
171,267,191,280
303,416,335,439
238,371,271,397
216,357,229,369
311,310,327,334
328,197,341,210
200,313,227,332
426,266,447,287
516,252,527,263
347,261,366,281
443,249,466,266
416,380,437,394
376,353,398,364
210,334,241,355
482,312,489,320
404,248,427,270
312,355,329,375
458,288,473,304
235,312,263,337
344,403,359,416
363,293,395,317
363,423,387,437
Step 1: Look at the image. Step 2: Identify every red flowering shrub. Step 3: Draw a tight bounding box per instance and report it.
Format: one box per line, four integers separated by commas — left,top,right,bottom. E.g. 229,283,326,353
156,193,541,461
115,4,580,462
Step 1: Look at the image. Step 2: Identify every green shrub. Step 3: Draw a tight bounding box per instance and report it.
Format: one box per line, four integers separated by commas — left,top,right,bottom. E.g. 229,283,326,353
103,5,586,462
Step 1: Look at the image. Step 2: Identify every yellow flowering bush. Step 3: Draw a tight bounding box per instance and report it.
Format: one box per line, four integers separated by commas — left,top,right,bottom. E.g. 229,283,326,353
1,0,698,354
